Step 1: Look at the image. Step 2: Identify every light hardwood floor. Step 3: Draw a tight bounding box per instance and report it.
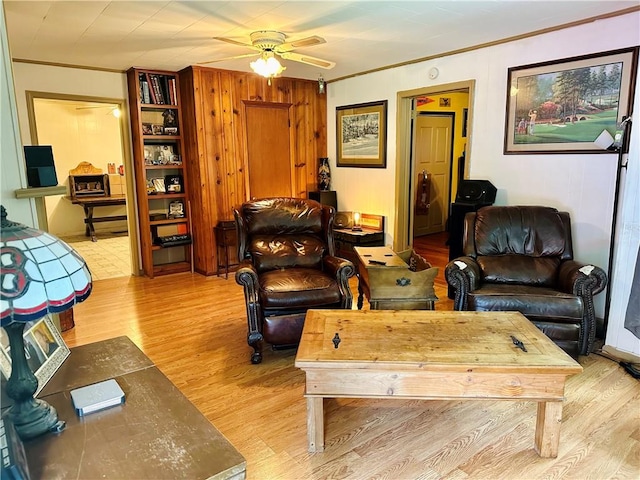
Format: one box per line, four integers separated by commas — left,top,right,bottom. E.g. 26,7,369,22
64,236,639,480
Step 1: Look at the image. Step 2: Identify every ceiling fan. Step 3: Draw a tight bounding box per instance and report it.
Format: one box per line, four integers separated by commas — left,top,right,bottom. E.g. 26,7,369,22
199,31,336,78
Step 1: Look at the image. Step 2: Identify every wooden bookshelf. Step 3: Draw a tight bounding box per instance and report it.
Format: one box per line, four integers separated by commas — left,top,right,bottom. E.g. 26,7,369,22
127,68,192,278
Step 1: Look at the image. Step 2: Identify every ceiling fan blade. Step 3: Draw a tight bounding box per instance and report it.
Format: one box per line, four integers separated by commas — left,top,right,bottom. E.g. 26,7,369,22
213,36,259,50
278,35,326,52
279,51,335,69
197,52,260,65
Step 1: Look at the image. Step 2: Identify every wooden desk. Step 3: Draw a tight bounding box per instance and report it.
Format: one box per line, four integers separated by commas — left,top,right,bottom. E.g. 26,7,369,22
296,310,583,457
66,195,127,241
7,337,246,479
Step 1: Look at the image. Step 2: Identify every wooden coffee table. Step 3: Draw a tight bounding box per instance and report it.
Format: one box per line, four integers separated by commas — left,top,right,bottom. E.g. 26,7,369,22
295,310,582,458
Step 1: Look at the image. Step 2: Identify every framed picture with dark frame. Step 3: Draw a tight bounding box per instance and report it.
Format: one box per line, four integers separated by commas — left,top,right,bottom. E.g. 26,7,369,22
0,316,70,396
168,200,185,218
336,100,388,168
504,47,638,154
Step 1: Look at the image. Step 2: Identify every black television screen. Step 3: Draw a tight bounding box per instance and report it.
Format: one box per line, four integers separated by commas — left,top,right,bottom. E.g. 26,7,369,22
23,145,58,187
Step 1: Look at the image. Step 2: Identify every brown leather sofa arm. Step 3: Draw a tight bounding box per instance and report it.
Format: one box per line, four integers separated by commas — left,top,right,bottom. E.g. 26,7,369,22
323,256,356,308
235,260,263,346
558,260,608,296
445,256,481,310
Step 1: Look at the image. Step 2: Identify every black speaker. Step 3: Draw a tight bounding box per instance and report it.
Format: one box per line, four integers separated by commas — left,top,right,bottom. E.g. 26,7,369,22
308,190,337,210
455,180,496,204
24,146,58,187
27,167,58,188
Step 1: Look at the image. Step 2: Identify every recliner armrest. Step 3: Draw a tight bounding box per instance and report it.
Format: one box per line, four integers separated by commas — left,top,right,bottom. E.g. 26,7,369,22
558,260,607,355
558,260,608,296
445,256,481,310
323,256,355,308
235,260,262,340
323,255,354,277
235,260,259,287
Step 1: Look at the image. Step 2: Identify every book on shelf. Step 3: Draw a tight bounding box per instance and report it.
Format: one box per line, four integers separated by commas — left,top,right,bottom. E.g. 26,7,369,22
169,77,177,105
150,74,163,104
139,74,151,104
138,72,176,106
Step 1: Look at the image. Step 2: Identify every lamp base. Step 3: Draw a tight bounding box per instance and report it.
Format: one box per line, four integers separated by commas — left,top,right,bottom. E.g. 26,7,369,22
3,322,66,440
8,398,65,440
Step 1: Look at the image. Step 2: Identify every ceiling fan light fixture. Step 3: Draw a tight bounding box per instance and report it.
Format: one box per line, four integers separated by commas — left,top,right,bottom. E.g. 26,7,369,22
250,51,285,84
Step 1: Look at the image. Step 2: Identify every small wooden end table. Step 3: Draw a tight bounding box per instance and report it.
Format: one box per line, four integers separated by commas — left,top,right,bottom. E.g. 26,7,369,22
354,246,436,310
214,221,239,278
295,310,582,458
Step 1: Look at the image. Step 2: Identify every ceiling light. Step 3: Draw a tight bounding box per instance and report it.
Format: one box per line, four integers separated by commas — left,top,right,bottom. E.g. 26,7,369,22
250,51,285,85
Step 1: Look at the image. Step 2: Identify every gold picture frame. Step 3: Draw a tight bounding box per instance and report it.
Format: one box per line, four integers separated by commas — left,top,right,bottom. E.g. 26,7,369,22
336,100,387,168
0,316,70,395
504,47,638,154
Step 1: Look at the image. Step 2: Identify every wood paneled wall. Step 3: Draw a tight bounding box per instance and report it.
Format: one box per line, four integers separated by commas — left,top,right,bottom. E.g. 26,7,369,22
178,66,328,276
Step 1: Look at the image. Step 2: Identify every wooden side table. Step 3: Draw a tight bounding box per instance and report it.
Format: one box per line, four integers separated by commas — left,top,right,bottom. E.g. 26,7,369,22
214,221,239,278
354,246,437,310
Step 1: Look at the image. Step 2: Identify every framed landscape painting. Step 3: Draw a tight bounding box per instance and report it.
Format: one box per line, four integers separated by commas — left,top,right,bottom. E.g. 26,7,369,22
336,100,387,167
504,47,638,154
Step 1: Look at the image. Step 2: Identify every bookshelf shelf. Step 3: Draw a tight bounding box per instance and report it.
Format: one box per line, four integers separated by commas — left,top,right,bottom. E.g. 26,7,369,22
127,67,192,278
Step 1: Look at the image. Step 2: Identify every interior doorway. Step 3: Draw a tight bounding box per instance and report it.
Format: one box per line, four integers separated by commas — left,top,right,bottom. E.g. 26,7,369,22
394,80,475,251
412,112,454,237
26,92,138,279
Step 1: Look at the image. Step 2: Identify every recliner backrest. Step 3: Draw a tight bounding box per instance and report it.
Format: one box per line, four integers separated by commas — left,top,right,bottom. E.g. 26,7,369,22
463,206,574,286
235,197,334,272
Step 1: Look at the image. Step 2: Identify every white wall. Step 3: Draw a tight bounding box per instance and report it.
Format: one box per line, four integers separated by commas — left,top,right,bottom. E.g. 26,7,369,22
8,63,138,267
328,12,639,346
0,6,36,226
11,63,128,148
34,100,127,236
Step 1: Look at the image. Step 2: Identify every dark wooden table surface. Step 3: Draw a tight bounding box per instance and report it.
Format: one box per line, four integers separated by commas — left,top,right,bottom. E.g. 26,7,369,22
5,336,246,480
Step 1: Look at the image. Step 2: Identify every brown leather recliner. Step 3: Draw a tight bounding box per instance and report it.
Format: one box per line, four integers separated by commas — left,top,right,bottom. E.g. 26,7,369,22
234,197,355,364
445,205,607,358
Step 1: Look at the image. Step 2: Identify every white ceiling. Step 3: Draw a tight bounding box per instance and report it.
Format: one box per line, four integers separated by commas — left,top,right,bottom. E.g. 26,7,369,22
4,1,639,81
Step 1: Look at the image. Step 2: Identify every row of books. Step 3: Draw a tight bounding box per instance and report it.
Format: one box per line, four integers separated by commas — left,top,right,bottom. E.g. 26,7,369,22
139,73,177,105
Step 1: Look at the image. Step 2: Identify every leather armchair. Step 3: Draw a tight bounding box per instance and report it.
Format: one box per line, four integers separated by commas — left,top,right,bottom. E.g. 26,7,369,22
445,205,607,357
234,197,355,364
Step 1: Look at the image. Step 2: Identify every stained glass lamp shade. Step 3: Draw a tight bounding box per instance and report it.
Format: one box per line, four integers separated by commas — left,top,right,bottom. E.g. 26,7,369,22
1,205,92,439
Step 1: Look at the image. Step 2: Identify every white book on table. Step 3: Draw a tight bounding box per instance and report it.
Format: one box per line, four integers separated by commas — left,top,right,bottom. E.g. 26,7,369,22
70,379,125,416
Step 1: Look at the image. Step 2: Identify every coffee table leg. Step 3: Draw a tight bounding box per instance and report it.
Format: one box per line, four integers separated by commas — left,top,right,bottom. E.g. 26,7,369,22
306,396,324,452
534,401,563,458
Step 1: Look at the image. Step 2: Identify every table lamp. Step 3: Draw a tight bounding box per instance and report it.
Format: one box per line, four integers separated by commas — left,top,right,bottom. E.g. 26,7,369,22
0,205,92,439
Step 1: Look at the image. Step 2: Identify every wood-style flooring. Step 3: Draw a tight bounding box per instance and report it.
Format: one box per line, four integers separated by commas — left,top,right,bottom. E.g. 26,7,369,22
64,233,639,479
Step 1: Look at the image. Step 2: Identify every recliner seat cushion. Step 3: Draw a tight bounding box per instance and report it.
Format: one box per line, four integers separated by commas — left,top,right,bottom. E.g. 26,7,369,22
468,284,583,322
479,256,561,286
250,234,325,271
259,267,342,309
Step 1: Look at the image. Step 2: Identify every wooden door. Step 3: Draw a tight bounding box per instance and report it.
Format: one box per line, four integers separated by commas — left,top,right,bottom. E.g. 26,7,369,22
412,114,452,236
244,102,293,199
